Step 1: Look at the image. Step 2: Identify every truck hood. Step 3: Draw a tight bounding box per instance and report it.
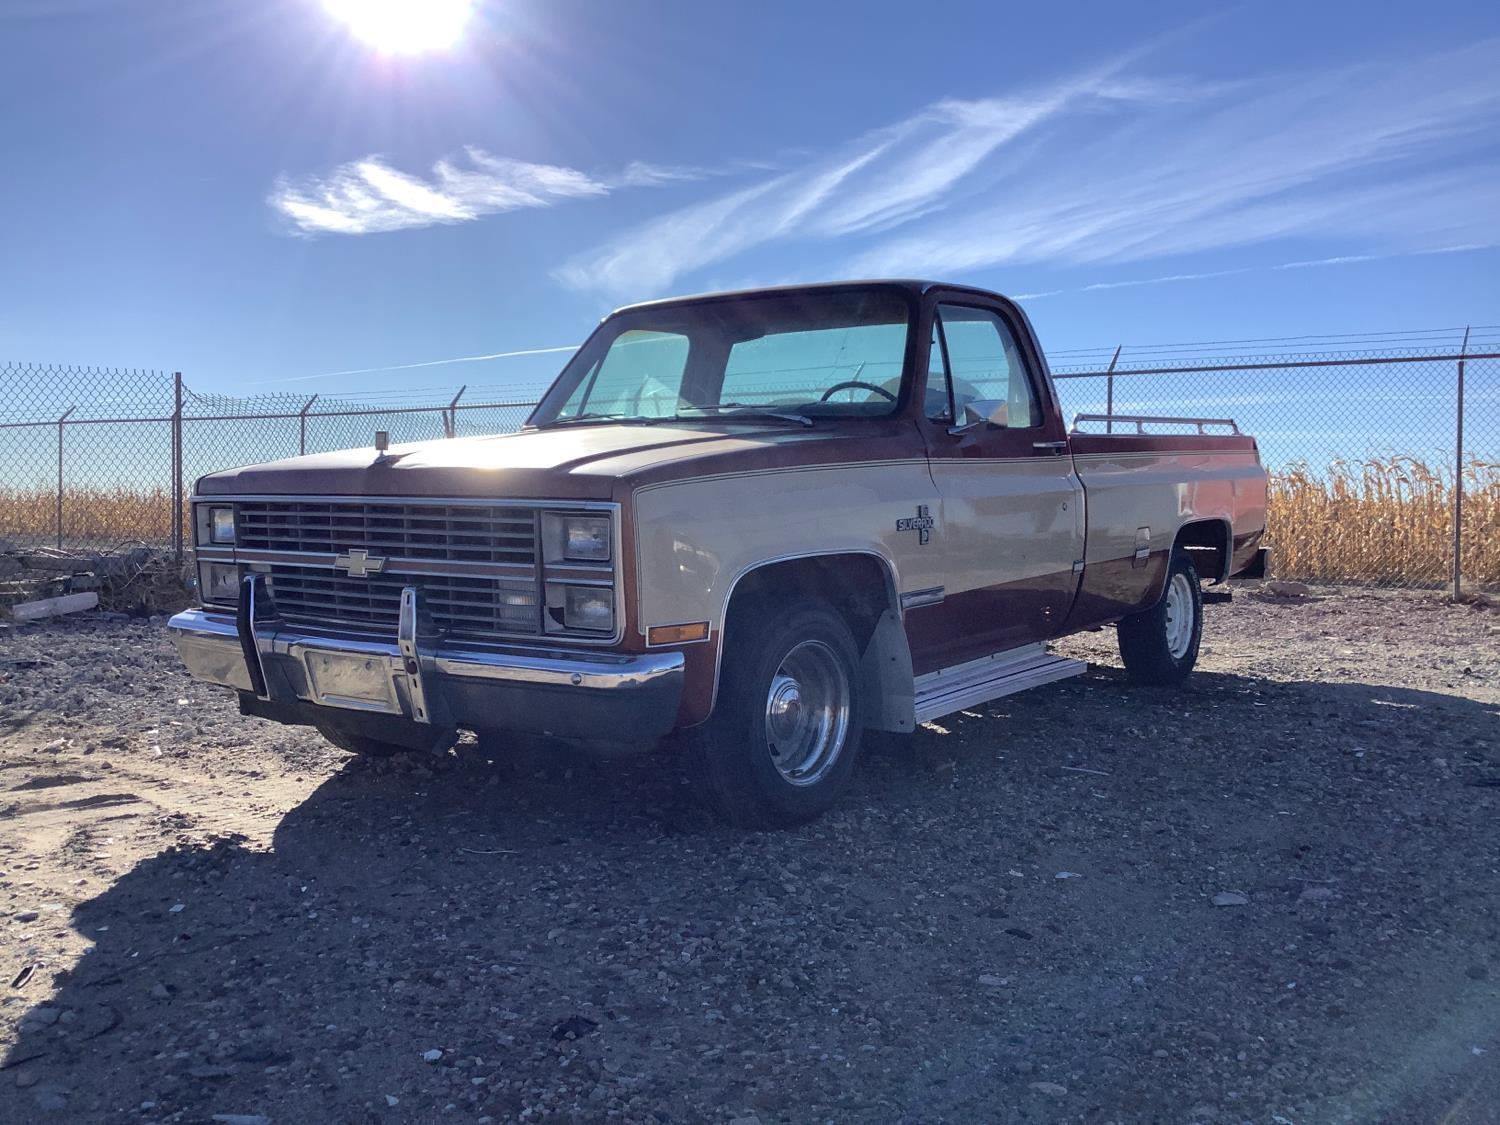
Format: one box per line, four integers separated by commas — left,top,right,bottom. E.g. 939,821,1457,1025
195,421,914,500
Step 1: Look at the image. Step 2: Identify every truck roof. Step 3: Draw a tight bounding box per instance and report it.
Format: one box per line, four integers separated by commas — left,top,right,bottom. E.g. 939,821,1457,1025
609,278,1012,318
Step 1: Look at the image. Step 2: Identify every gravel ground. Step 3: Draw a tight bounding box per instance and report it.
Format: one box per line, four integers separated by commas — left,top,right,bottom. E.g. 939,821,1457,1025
1,589,1498,1125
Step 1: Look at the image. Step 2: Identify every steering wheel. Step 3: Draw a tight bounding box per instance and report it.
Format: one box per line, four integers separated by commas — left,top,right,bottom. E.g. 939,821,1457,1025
819,380,897,403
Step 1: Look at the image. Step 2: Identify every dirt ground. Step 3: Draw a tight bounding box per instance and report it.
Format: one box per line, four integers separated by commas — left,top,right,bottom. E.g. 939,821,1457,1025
1,589,1498,1125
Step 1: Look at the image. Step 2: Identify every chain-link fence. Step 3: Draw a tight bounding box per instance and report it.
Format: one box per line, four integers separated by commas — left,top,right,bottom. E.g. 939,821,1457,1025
1050,326,1498,593
0,365,538,558
2,328,1496,593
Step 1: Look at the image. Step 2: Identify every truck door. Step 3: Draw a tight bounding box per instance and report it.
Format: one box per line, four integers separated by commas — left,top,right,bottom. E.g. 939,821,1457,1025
909,298,1085,671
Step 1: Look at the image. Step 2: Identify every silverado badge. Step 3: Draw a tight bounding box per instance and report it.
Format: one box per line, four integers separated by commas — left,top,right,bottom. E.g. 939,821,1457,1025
896,504,935,546
334,548,386,577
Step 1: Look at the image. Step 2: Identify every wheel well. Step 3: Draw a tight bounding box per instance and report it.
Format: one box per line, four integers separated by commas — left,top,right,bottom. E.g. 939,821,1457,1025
1175,519,1231,582
720,553,913,732
726,554,895,650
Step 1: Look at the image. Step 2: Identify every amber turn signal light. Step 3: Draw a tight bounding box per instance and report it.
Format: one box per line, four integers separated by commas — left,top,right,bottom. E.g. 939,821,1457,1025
647,621,710,645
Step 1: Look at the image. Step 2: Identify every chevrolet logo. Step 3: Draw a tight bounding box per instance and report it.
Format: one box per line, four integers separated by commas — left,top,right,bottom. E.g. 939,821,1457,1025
333,549,386,578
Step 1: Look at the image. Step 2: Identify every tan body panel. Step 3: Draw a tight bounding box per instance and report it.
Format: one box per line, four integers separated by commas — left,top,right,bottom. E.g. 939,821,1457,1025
1069,447,1267,622
632,459,943,641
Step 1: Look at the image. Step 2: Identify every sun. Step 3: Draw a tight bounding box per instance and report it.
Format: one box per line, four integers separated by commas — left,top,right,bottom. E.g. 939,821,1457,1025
323,0,473,54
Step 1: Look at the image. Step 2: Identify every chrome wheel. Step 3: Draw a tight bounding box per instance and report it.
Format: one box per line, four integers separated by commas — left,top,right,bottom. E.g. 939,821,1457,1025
764,639,851,787
1163,572,1195,659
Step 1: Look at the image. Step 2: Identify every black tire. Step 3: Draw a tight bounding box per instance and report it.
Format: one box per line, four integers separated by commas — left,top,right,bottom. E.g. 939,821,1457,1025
1118,548,1203,685
315,723,411,758
687,598,864,829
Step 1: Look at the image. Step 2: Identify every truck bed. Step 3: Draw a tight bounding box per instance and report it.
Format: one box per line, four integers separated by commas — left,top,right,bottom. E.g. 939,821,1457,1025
1066,415,1267,627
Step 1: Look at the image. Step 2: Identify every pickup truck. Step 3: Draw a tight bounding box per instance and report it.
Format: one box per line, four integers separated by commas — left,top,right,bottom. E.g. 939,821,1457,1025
170,280,1268,827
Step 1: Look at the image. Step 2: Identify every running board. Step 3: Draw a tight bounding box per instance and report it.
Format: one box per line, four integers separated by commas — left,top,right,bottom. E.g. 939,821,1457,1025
913,643,1087,724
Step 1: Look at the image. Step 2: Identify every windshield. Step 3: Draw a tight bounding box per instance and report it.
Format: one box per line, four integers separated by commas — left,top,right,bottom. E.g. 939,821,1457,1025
529,288,912,427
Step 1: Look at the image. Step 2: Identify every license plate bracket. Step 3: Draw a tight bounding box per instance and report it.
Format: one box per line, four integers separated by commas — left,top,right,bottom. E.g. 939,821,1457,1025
304,649,400,713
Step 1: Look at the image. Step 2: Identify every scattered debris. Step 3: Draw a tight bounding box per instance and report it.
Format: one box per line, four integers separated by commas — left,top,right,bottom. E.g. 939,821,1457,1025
8,592,98,622
1029,1081,1068,1097
0,543,189,619
1262,579,1312,598
550,1015,599,1041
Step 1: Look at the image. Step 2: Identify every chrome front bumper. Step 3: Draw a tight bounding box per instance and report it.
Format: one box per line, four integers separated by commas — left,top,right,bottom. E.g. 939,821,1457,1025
168,578,684,743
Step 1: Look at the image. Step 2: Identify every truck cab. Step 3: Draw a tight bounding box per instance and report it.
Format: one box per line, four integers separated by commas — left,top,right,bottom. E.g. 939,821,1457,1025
171,280,1268,827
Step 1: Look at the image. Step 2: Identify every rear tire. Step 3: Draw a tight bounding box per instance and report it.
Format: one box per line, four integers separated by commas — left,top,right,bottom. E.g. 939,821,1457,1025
686,598,863,829
316,723,412,758
1118,549,1202,685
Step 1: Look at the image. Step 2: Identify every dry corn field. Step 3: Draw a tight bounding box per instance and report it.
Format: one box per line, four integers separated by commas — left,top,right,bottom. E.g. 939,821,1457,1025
1266,457,1498,588
2,457,1497,588
0,484,175,546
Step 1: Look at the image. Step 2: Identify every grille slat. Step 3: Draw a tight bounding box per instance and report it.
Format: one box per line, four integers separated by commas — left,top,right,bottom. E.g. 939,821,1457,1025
268,565,541,639
238,500,544,640
237,500,539,567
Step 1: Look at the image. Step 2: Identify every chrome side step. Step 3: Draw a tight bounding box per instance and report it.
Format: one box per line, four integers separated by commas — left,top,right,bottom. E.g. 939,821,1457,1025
913,643,1087,724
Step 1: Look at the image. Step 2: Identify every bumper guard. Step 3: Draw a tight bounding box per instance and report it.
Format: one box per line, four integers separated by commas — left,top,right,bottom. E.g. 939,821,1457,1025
170,576,685,743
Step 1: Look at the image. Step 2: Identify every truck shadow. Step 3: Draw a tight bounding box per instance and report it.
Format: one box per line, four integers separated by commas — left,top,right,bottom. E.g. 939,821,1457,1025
5,670,1499,1121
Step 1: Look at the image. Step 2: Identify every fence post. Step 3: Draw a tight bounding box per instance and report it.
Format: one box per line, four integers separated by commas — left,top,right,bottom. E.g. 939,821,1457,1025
55,406,76,549
1104,346,1122,433
1453,327,1469,599
299,394,319,455
445,385,466,439
171,373,184,564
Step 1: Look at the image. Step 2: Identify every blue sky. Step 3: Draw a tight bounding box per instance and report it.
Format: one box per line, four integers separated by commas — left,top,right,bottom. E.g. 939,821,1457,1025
1,0,1497,398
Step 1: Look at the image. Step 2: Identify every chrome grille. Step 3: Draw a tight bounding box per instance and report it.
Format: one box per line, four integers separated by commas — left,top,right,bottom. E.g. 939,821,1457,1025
237,500,538,566
267,565,540,639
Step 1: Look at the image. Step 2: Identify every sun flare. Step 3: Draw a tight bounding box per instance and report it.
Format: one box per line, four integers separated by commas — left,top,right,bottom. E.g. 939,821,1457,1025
322,0,473,54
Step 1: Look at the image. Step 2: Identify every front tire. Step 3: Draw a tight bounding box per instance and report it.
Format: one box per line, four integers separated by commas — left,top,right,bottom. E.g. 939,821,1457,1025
316,723,412,758
1118,549,1203,685
687,599,863,829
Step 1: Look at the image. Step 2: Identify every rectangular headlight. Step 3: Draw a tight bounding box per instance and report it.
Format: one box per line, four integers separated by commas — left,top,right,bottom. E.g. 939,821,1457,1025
562,585,614,632
209,507,235,544
562,515,610,561
197,562,240,606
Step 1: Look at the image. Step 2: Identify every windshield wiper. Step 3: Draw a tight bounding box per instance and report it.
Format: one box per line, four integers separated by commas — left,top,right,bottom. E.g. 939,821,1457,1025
535,412,667,429
676,403,814,428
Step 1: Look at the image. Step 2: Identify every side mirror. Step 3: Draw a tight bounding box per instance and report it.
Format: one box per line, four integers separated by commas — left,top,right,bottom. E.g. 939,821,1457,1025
961,398,1009,429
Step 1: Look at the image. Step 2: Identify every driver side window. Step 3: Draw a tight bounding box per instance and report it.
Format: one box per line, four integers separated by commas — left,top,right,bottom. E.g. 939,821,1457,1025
926,304,1040,428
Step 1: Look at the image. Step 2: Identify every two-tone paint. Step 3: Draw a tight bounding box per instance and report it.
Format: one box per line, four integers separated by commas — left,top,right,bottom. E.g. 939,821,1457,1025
190,279,1268,741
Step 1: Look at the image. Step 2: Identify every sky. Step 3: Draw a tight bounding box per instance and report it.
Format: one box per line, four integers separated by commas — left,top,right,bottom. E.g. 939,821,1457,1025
1,0,1497,400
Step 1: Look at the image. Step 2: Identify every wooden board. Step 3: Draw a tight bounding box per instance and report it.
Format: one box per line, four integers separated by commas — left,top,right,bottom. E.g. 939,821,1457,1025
8,591,99,622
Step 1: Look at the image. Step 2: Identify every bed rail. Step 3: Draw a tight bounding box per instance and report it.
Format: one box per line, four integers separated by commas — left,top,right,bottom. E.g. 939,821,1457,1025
1071,413,1242,436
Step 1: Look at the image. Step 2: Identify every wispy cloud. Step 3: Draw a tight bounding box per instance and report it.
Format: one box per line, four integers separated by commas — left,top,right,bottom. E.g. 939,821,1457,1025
559,40,1500,297
554,62,1190,295
267,344,581,383
1011,244,1494,301
269,148,717,236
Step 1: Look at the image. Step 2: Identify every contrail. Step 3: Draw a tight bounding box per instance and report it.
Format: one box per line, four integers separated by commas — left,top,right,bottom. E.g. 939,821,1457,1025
263,344,581,384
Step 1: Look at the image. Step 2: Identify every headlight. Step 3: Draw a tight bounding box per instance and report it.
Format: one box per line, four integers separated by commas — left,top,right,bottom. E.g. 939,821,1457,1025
198,562,240,606
562,585,614,632
561,515,610,561
209,507,235,544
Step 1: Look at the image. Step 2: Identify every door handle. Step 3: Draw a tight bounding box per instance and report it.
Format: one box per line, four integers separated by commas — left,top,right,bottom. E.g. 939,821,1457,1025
1033,440,1068,453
